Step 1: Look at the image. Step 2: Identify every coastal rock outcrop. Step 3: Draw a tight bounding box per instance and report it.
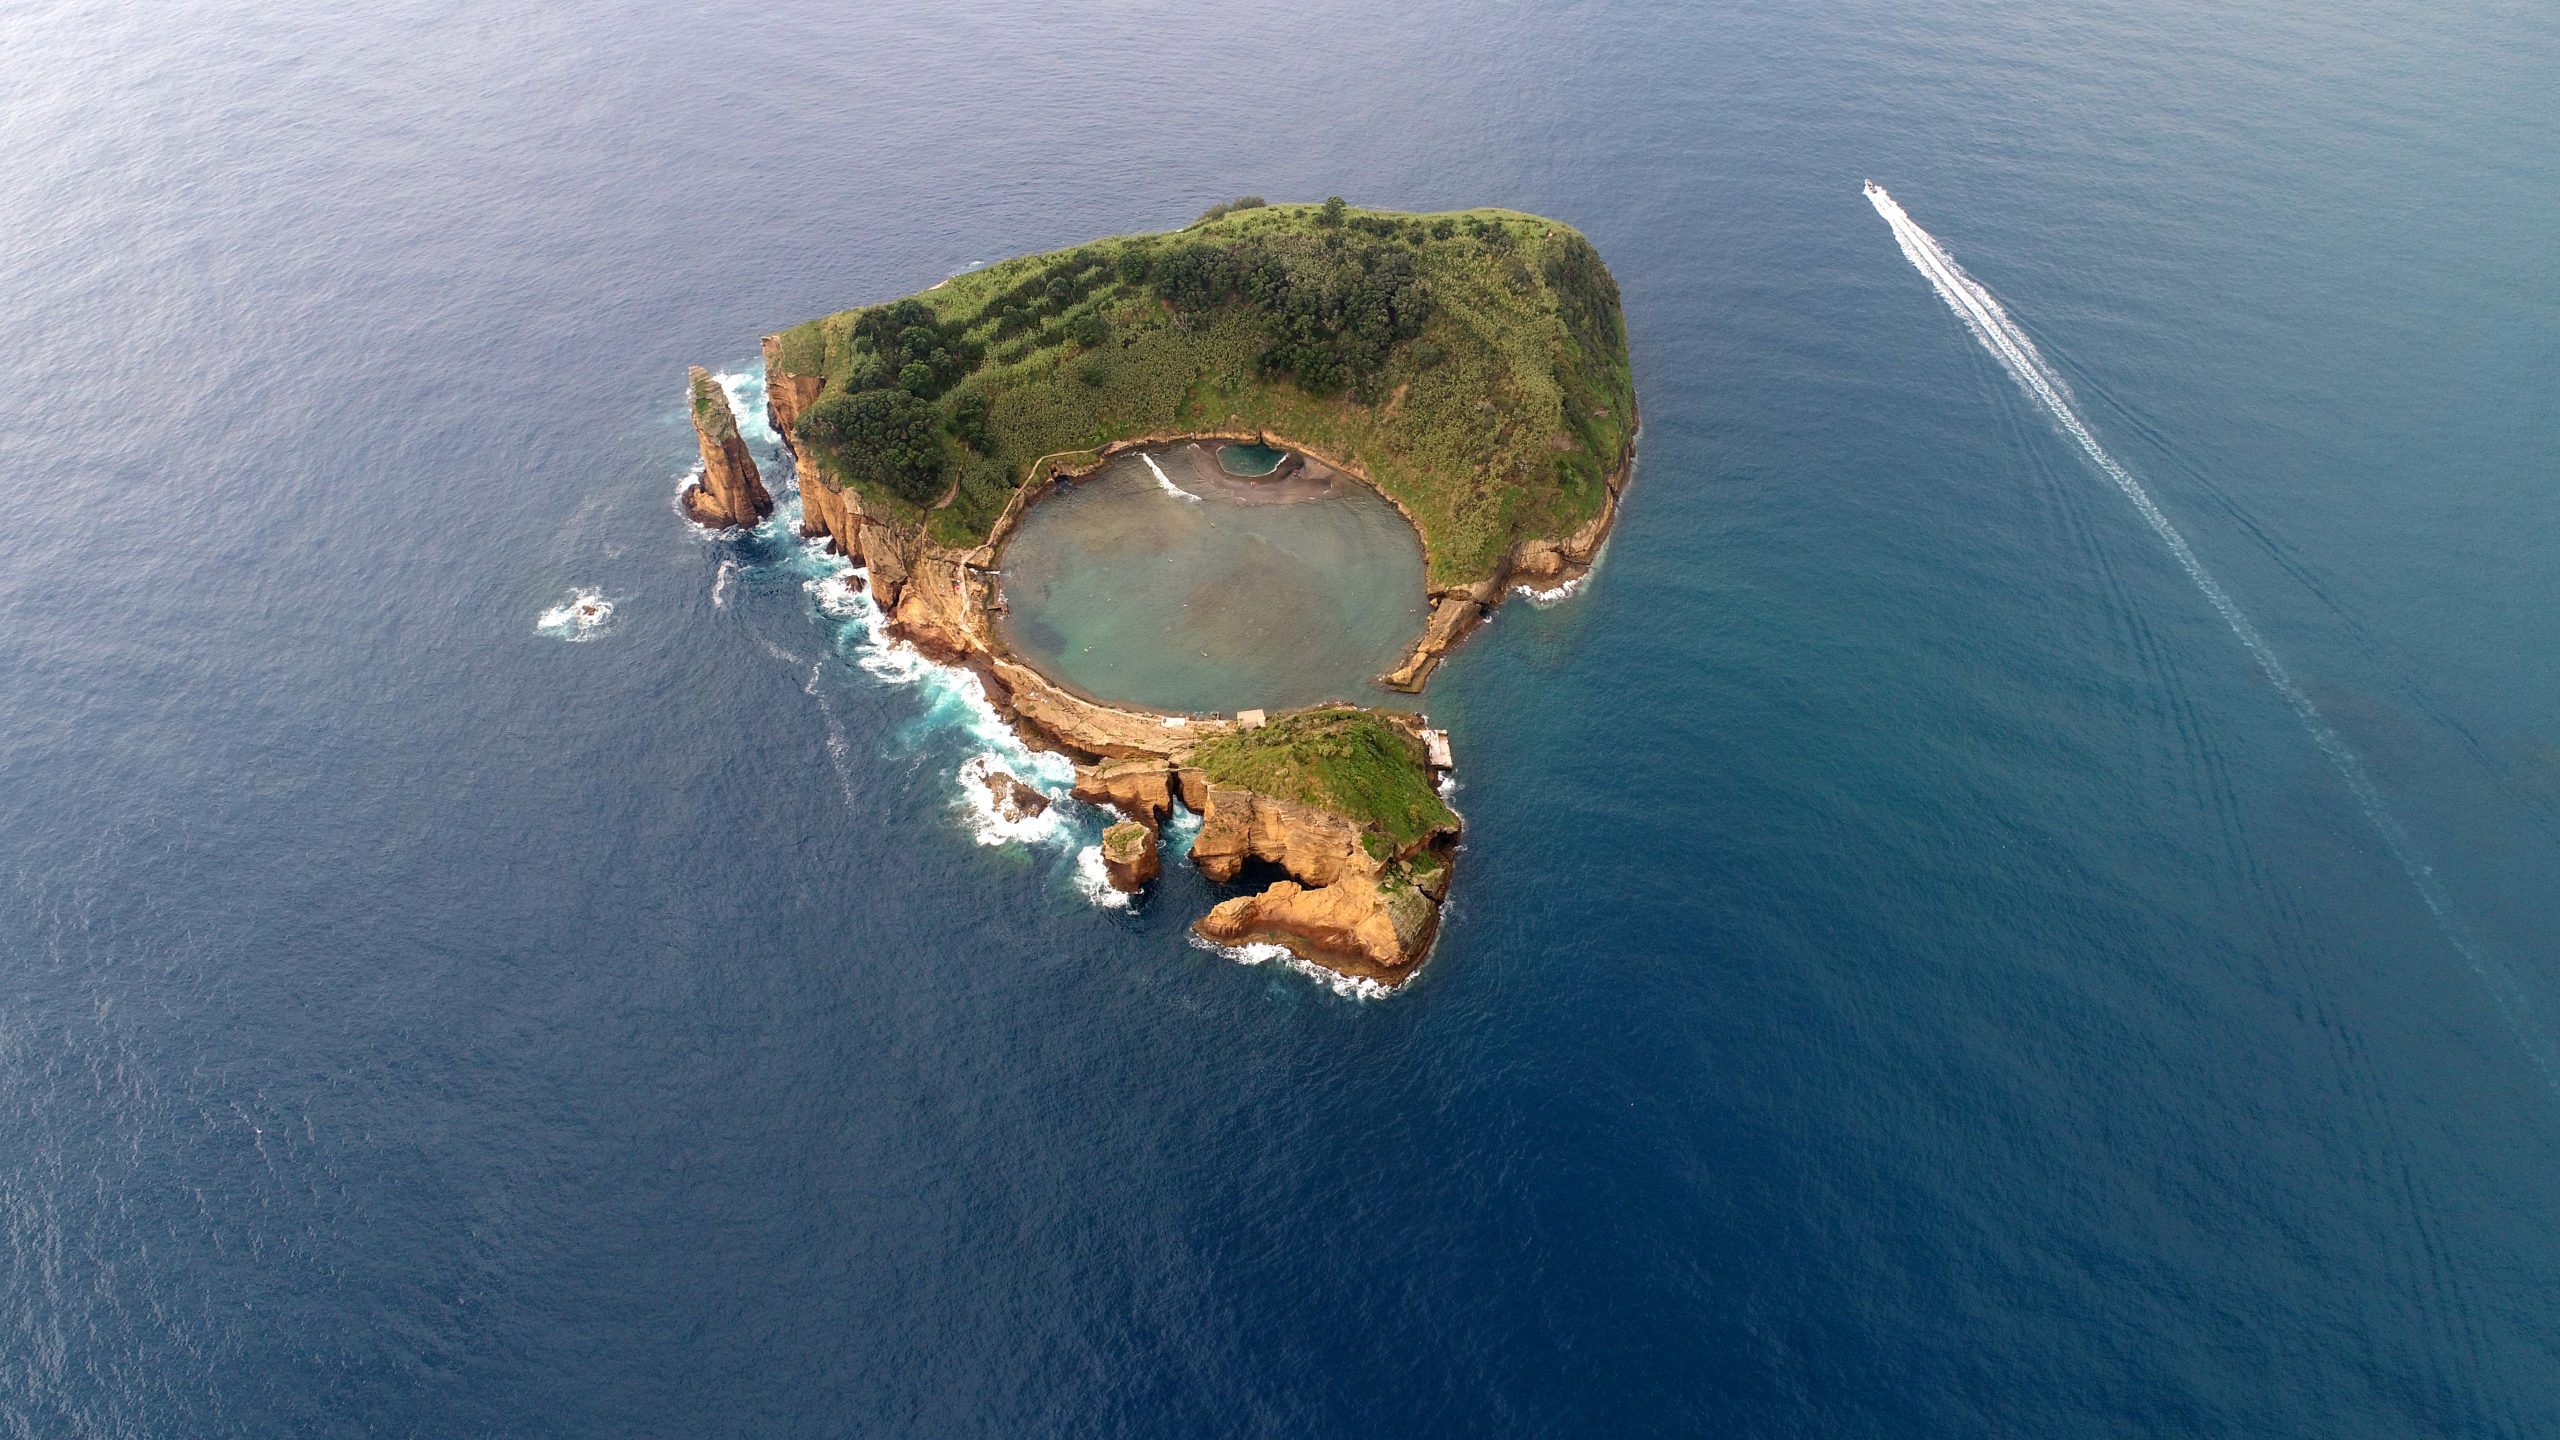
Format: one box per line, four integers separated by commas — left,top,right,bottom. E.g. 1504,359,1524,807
1100,821,1159,891
1381,429,1637,691
1073,759,1175,830
1185,759,1459,982
1188,785,1369,888
978,767,1050,824
1195,876,1439,978
680,367,773,530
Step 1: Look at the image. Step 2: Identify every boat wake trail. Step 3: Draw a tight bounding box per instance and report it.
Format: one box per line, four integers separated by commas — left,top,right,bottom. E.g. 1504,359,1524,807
1865,180,2556,1095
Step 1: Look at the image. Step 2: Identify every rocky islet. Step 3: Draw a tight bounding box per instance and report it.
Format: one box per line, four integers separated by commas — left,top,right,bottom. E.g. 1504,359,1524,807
688,202,1635,987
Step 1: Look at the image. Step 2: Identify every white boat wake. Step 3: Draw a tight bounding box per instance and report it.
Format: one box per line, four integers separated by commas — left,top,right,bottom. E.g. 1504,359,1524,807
1866,180,2555,1095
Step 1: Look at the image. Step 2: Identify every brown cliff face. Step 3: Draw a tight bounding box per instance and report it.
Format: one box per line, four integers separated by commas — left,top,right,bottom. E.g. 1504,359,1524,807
680,367,773,530
1188,786,1368,888
759,336,843,547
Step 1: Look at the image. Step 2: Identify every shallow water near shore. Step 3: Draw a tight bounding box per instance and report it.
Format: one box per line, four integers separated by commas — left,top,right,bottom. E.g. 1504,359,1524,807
996,445,1427,714
1217,442,1287,476
4,0,2559,1434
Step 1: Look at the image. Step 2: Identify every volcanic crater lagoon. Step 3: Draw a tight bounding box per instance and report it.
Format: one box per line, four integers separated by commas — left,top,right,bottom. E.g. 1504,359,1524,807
995,442,1427,714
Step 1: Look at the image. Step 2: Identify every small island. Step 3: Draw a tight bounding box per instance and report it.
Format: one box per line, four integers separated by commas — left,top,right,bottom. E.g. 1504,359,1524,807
692,198,1636,988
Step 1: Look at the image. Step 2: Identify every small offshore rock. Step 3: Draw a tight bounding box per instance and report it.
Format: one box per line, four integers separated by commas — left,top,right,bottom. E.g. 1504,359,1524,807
979,768,1050,823
1101,821,1159,891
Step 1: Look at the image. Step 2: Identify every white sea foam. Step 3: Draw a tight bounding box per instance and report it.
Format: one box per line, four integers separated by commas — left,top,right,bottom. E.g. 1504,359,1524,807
710,366,780,448
1185,933,1397,1001
711,558,737,608
1514,573,1588,606
1142,453,1201,501
536,589,614,640
802,659,856,803
808,568,867,620
1071,845,1134,909
956,752,1073,848
792,548,1129,898
1869,179,2557,1094
1161,806,1203,862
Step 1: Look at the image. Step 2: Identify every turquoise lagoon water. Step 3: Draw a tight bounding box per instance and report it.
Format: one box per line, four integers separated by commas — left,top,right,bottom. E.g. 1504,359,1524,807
995,445,1426,713
1216,442,1288,477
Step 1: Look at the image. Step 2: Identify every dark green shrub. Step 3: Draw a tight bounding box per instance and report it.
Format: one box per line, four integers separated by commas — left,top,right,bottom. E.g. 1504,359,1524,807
946,391,992,453
797,388,946,506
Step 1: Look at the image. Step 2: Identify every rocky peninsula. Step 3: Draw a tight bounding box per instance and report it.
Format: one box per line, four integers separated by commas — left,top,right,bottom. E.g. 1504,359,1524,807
691,198,1636,988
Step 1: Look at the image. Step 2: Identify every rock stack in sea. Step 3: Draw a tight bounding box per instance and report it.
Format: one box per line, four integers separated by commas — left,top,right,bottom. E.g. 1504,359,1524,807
1100,822,1160,891
680,366,773,530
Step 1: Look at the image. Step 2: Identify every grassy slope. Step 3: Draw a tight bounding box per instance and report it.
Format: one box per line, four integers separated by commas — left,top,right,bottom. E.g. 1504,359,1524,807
773,203,1634,585
1189,710,1457,852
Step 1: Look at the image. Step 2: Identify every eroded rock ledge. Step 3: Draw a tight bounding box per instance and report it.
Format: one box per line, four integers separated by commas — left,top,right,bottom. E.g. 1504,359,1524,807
1046,715,1460,985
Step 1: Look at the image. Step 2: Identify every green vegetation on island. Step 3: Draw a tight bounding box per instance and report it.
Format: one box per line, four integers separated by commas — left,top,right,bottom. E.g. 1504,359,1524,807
1190,709,1457,852
772,198,1634,584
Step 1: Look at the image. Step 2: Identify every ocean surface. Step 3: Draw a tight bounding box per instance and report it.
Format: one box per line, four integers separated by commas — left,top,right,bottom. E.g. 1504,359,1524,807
996,446,1427,715
3,0,2556,1433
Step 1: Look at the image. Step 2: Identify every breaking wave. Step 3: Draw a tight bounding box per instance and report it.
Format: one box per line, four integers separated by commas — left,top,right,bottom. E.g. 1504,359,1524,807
536,589,614,641
1514,573,1587,607
1142,453,1200,501
789,545,1128,907
1185,933,1398,1001
1071,845,1134,910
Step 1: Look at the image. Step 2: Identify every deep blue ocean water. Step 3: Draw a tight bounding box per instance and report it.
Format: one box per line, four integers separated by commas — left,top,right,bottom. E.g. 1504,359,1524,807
3,0,2556,1433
